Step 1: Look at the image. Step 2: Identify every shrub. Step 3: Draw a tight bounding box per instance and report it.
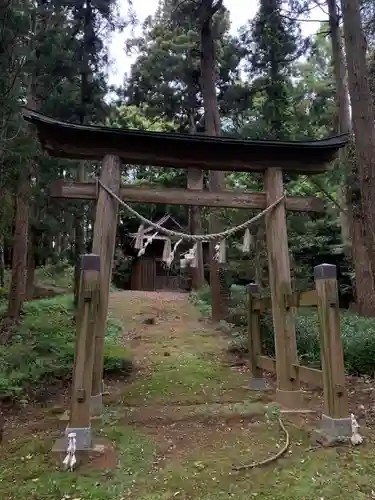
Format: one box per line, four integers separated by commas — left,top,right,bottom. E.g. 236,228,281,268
195,285,375,377
36,262,74,290
103,344,133,375
0,295,133,401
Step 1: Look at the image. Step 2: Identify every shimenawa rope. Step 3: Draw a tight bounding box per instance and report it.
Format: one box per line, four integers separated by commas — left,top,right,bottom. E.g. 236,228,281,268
97,179,285,242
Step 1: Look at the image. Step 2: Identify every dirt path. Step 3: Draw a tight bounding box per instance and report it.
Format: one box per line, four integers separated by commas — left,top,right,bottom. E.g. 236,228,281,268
109,290,215,364
107,290,255,405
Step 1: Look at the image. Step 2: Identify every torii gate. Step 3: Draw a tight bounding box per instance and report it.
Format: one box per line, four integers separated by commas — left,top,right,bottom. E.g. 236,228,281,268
23,108,348,416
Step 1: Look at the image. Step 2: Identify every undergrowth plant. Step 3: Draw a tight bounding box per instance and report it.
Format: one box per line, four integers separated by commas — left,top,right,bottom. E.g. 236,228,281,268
0,295,132,401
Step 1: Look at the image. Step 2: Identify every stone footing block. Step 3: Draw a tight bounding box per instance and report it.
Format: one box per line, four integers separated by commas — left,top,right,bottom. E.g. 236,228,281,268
275,388,305,410
51,436,113,468
90,393,103,417
314,414,352,447
58,410,101,430
248,377,272,391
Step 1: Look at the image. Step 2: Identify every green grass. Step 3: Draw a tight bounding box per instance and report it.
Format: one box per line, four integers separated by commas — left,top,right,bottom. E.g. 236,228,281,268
1,415,375,500
0,423,156,500
141,443,375,500
0,294,132,401
125,352,246,404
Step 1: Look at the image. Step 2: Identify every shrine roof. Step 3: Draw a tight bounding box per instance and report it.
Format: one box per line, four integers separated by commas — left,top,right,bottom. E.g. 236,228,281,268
23,108,349,174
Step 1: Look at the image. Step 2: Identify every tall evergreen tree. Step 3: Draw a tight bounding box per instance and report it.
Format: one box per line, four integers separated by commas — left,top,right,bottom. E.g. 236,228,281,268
241,0,308,139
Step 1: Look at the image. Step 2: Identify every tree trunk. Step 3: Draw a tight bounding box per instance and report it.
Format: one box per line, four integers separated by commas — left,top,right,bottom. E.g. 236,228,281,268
188,171,205,289
328,0,375,314
73,162,86,306
7,0,48,320
187,99,205,290
350,191,375,315
0,234,4,288
328,0,351,244
199,1,227,321
340,0,375,315
7,170,30,319
25,228,36,300
253,223,266,293
74,0,93,305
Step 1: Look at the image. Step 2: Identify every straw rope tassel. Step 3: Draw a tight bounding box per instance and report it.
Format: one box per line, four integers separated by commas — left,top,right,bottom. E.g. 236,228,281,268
162,238,172,263
167,238,183,268
242,228,252,253
215,239,226,264
190,243,198,268
134,224,145,249
138,232,158,257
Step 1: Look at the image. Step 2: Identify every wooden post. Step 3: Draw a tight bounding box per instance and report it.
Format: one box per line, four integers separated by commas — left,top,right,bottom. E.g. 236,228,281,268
66,254,100,453
247,283,268,391
91,155,121,416
264,168,302,407
314,264,349,419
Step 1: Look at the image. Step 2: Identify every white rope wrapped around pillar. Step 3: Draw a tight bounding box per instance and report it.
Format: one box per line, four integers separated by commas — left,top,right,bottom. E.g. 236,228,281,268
350,413,363,445
63,432,77,471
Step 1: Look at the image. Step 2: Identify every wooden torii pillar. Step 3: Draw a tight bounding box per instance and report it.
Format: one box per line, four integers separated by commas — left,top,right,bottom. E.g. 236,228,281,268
90,155,121,416
264,168,302,408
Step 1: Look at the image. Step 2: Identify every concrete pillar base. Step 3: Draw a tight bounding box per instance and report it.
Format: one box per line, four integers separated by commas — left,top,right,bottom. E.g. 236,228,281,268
275,388,305,409
58,410,101,430
64,426,92,450
51,436,113,468
90,393,103,417
314,414,352,446
248,377,271,391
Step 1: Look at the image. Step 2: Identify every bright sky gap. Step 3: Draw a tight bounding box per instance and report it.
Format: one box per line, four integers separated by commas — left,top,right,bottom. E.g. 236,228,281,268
108,0,328,87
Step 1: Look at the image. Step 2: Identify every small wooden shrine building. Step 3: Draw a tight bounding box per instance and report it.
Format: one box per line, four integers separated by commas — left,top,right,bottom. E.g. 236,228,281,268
127,215,192,292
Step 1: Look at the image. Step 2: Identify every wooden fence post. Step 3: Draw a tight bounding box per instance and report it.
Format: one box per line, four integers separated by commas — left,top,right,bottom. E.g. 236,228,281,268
314,263,351,443
264,167,302,408
91,154,121,416
247,283,268,390
53,254,100,460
